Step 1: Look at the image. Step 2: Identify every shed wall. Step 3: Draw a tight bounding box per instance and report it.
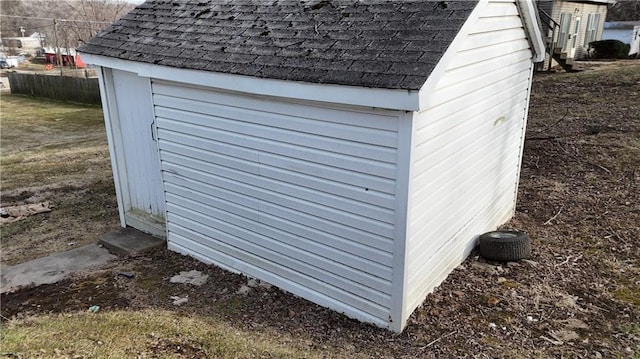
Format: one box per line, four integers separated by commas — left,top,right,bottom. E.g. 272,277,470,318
151,81,402,326
404,0,534,319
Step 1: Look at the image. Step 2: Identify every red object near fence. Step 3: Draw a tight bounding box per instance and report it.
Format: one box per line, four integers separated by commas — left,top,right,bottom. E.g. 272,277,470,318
44,52,87,68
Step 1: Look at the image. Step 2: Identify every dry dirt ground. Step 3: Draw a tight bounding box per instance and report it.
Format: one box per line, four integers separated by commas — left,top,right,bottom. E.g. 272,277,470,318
0,96,119,266
1,61,639,358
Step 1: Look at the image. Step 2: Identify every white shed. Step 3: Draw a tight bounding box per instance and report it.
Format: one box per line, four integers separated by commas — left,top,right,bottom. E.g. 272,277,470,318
80,0,544,332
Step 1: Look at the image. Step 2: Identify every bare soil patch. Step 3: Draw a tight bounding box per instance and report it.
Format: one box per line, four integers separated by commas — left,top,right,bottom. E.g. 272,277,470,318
2,61,639,358
1,271,130,319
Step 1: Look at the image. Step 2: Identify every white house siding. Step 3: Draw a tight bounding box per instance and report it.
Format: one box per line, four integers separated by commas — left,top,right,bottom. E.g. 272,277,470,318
602,28,631,44
151,81,402,326
603,24,640,56
404,0,534,319
106,69,166,236
551,1,608,58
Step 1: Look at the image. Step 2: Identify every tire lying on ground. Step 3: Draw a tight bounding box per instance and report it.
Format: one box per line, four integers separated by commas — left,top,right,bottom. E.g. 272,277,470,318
479,231,531,262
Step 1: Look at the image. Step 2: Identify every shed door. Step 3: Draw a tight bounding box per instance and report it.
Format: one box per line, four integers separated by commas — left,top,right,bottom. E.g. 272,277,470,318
109,70,165,236
151,81,400,326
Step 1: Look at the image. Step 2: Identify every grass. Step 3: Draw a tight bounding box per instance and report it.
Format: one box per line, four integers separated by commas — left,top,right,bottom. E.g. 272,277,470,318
615,286,640,306
0,95,119,265
0,96,110,192
0,310,327,358
14,62,47,71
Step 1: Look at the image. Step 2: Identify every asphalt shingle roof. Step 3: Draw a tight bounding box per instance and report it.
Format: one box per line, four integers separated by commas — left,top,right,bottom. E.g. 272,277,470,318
80,0,479,90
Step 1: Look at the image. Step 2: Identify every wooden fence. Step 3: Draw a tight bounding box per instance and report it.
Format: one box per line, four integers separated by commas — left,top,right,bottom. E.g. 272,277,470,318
7,72,100,104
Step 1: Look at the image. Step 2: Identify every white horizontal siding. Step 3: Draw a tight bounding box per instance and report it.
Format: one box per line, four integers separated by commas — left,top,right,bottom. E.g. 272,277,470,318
407,187,515,310
166,210,391,308
153,82,400,132
163,162,396,255
484,1,519,16
471,15,524,34
163,187,393,271
155,106,397,163
404,0,534,319
427,58,531,108
410,107,525,224
447,38,531,70
157,143,395,237
166,238,390,328
152,83,401,325
408,140,522,274
156,119,396,179
412,95,529,184
158,131,396,195
159,145,396,209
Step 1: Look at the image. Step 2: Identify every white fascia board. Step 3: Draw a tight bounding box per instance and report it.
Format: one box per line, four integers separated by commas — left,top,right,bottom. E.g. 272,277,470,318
516,0,547,62
80,53,420,112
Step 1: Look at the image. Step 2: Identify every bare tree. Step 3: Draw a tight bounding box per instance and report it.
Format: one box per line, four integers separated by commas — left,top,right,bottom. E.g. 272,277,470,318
0,1,22,37
1,0,134,50
0,1,49,38
62,0,134,46
607,0,640,21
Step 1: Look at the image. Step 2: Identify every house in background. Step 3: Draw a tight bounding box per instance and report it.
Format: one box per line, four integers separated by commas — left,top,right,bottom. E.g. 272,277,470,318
603,21,640,57
0,32,44,56
537,0,614,71
80,0,544,332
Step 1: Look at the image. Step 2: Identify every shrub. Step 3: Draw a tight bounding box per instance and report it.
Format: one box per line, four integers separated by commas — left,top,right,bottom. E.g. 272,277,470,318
588,40,631,59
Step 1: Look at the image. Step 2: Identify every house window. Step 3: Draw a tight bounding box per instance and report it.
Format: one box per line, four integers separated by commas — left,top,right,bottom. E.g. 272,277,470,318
584,13,601,46
559,13,572,51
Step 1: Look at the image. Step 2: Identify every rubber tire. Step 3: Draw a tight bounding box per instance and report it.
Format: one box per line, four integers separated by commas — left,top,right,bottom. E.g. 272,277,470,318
479,231,531,262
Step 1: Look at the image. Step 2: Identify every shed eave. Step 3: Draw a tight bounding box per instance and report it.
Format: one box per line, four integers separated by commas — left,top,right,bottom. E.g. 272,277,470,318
80,53,421,112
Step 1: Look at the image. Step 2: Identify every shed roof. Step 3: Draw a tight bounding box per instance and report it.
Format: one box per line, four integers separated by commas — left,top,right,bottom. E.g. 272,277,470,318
79,0,479,90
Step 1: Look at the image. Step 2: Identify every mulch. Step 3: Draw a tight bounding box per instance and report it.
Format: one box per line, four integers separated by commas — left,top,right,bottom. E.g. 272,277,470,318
2,62,639,358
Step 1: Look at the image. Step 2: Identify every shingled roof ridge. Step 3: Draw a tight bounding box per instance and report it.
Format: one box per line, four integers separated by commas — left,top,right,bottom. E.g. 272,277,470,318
80,0,480,90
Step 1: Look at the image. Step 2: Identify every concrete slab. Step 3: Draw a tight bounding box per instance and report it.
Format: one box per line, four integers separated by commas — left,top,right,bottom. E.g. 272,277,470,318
99,227,165,257
0,244,117,294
